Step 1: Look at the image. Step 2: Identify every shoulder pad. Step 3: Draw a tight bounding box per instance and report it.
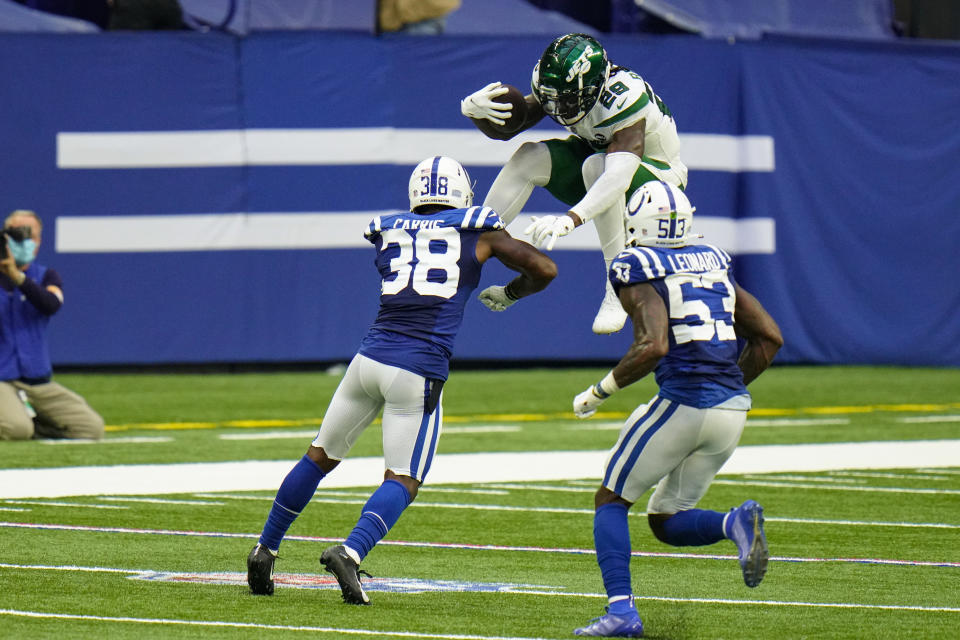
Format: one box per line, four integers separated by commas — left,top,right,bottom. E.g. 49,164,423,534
456,206,505,231
364,215,385,242
610,246,671,285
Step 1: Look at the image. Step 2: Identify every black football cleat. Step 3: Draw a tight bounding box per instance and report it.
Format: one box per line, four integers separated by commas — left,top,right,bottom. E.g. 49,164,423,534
247,543,276,595
320,545,371,605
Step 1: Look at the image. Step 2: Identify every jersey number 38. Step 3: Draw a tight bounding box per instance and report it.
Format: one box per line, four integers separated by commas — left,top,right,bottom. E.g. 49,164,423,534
381,227,461,299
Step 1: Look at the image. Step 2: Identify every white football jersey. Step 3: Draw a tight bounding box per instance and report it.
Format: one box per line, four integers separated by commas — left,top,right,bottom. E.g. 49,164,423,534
563,67,687,186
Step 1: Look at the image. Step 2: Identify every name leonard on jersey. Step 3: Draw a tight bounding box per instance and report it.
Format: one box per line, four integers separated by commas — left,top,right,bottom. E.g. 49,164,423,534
613,247,726,285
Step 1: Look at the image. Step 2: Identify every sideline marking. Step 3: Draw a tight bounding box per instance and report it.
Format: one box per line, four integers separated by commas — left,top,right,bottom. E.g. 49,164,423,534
3,523,957,568
4,441,959,499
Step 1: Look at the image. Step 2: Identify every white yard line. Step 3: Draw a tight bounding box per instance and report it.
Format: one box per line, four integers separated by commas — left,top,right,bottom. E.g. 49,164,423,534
98,497,225,506
219,430,318,440
443,426,523,434
40,436,174,445
0,608,555,640
4,564,960,613
744,418,850,427
4,524,958,565
711,479,960,495
2,500,128,510
829,471,953,481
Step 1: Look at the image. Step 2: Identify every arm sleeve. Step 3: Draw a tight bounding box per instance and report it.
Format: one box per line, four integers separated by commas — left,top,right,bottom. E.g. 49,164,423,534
20,269,63,315
569,152,642,223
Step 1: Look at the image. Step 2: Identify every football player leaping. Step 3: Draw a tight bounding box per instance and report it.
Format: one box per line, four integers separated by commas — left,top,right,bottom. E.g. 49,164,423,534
461,33,687,335
246,156,556,604
571,182,782,637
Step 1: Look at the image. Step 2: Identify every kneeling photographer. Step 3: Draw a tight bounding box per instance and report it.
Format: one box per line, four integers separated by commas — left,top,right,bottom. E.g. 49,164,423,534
0,209,104,440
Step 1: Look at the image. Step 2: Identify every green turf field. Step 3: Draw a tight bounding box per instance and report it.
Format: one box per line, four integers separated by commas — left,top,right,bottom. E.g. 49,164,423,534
1,365,958,639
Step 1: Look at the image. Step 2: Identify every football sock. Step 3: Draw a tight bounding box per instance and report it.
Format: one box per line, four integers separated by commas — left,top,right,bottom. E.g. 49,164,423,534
659,509,726,546
608,595,637,616
594,502,633,599
259,455,327,550
344,479,412,561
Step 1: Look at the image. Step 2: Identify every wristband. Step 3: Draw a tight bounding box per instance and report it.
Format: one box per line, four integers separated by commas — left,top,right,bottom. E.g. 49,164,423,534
593,371,620,399
503,282,519,301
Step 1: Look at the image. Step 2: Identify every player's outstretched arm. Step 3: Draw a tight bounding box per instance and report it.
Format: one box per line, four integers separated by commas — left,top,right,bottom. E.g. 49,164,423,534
733,284,783,384
573,284,668,418
476,230,556,310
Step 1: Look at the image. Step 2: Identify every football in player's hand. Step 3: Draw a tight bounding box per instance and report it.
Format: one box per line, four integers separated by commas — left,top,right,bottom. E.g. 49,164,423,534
485,84,527,135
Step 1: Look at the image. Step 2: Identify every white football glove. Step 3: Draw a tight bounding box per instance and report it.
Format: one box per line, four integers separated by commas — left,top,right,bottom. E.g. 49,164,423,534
478,285,517,312
573,385,607,419
460,82,512,126
524,215,576,250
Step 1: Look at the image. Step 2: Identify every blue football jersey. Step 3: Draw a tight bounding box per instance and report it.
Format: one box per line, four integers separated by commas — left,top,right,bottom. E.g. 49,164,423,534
609,244,748,408
358,206,504,380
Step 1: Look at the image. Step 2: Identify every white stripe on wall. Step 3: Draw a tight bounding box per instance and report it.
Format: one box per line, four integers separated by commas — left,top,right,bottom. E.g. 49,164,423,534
56,129,775,172
55,213,775,254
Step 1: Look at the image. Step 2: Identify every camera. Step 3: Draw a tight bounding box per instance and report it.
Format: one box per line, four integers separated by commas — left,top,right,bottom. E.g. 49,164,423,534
1,226,33,259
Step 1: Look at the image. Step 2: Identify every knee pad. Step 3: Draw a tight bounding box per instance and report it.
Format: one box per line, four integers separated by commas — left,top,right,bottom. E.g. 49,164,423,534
581,153,605,189
505,141,552,182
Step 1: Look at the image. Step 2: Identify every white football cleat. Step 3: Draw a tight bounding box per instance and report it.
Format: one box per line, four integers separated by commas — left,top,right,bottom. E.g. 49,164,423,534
592,286,627,334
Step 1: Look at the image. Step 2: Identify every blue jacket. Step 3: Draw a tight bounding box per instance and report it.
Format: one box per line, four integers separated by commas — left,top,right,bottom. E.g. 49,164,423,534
0,263,53,381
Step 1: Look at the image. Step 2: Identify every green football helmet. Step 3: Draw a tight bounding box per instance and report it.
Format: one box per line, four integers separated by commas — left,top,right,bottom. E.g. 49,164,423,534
531,33,609,126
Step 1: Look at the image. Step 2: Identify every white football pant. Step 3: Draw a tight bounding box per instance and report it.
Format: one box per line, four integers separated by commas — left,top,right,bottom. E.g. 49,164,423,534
601,395,747,513
311,354,443,482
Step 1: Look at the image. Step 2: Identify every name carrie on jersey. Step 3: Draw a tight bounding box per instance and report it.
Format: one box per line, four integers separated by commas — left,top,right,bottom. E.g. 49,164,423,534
392,218,441,230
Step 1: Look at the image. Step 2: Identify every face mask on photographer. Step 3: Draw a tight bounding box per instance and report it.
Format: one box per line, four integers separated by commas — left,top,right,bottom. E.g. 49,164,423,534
8,238,37,267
